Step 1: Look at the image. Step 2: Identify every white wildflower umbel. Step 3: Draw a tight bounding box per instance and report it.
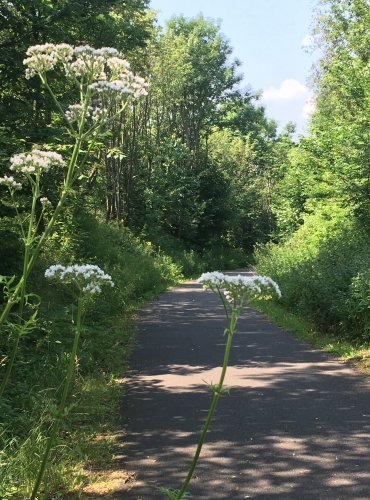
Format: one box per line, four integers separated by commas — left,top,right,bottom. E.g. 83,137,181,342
0,175,22,190
45,263,114,296
196,271,225,288
39,197,51,206
24,43,148,103
65,104,107,124
197,271,281,309
24,43,74,79
169,271,281,499
64,104,84,123
44,264,65,278
10,150,65,175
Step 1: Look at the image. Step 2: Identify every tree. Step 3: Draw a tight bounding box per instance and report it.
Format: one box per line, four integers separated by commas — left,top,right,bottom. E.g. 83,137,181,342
307,0,370,220
150,15,241,164
0,0,152,148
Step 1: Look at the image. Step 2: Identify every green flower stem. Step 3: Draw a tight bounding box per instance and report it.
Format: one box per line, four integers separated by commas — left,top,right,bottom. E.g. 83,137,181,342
19,179,39,314
10,190,26,240
0,137,82,397
0,181,39,398
0,292,19,326
174,305,239,499
0,334,20,398
30,295,83,500
215,285,230,320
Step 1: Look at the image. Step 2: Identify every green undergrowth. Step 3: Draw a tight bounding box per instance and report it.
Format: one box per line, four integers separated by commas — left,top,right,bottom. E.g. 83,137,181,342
252,210,370,373
0,212,184,498
254,211,370,341
140,229,249,278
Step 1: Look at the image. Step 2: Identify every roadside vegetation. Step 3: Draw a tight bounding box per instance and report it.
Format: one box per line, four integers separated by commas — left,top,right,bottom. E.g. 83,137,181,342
254,0,370,344
251,0,370,371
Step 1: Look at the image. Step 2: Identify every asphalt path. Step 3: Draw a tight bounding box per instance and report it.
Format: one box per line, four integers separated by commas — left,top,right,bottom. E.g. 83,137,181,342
118,277,370,499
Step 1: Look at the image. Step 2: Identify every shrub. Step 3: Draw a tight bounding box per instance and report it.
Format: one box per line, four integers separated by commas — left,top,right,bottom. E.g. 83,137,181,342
254,211,370,338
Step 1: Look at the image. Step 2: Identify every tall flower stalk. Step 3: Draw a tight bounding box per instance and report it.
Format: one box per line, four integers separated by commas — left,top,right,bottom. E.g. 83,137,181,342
30,263,114,499
0,44,147,396
164,272,281,499
0,154,64,396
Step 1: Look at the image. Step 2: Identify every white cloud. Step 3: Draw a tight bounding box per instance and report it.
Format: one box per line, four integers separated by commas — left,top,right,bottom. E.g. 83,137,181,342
303,97,316,118
262,79,310,102
260,80,315,133
301,34,314,50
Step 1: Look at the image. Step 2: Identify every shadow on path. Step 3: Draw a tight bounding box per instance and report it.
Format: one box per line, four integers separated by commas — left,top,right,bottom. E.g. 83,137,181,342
114,282,370,499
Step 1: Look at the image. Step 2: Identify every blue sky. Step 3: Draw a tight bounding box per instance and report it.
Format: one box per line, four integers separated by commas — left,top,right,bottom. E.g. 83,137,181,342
149,0,319,135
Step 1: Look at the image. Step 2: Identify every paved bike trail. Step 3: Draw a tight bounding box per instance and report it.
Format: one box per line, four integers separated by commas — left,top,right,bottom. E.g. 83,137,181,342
117,278,370,499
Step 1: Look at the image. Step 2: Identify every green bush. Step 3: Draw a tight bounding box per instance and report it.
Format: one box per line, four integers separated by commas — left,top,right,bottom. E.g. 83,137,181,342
138,227,250,277
343,270,370,340
202,246,249,272
254,211,370,339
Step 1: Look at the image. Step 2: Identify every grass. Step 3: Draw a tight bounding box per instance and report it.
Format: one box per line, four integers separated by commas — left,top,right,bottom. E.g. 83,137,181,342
250,298,370,373
0,305,137,499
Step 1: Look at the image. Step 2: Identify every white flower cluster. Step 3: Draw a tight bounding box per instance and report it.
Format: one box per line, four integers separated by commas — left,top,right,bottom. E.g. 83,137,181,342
90,106,106,122
197,272,281,304
253,275,282,299
106,56,130,77
40,197,51,206
64,103,84,122
105,56,148,98
196,271,225,288
10,150,65,174
24,43,73,79
65,45,108,81
45,263,114,295
24,43,148,99
88,74,147,99
65,104,106,124
89,80,131,94
0,175,22,190
45,264,65,278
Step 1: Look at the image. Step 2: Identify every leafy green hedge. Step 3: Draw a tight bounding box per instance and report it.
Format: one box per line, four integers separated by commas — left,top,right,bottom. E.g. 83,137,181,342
254,211,370,340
